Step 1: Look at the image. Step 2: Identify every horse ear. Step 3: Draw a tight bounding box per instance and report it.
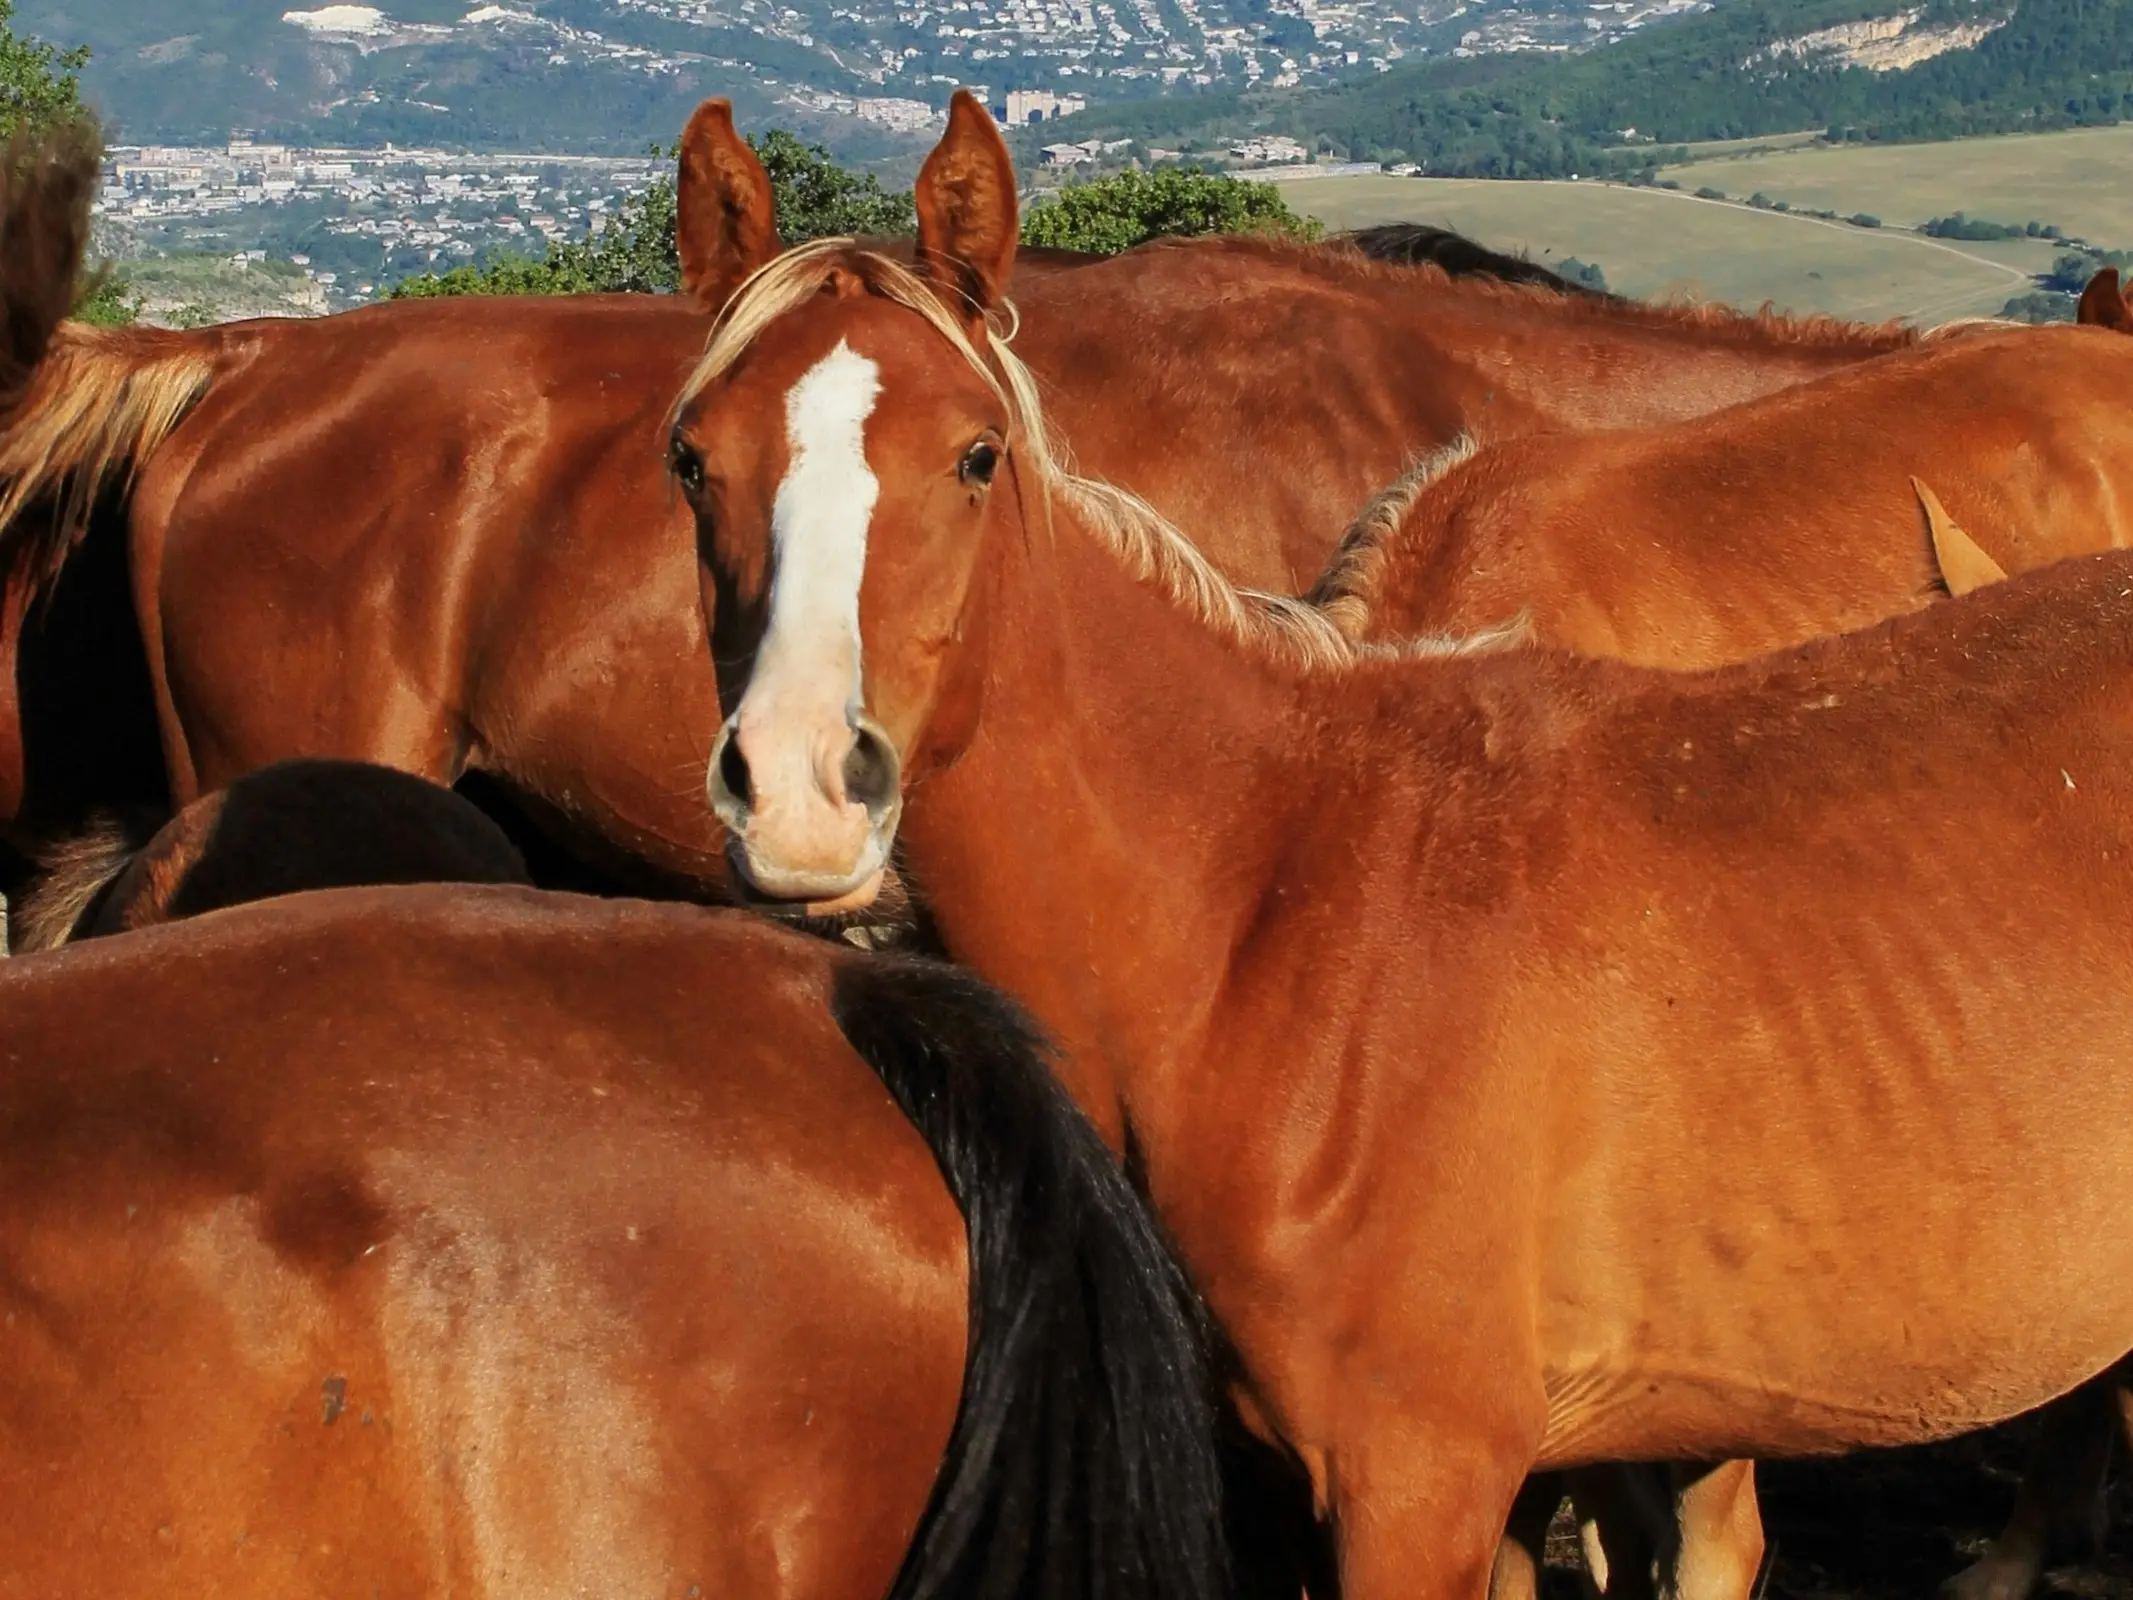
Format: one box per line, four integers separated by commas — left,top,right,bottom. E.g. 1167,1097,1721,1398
1913,477,2008,598
914,89,1019,323
676,99,782,310
2079,267,2133,333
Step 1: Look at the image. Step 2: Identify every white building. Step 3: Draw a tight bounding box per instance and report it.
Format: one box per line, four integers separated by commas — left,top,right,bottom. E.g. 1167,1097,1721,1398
997,87,1087,125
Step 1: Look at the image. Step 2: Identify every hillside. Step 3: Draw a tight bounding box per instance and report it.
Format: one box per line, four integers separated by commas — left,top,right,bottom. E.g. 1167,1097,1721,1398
14,0,811,150
15,0,1545,156
1058,0,2133,177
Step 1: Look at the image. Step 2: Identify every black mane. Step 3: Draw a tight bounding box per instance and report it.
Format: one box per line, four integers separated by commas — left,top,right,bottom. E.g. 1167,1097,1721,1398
1343,221,1615,299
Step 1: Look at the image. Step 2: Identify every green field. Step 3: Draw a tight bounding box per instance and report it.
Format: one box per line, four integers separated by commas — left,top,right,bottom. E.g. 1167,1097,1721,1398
1667,123,2133,247
1281,169,2064,325
1278,125,2133,325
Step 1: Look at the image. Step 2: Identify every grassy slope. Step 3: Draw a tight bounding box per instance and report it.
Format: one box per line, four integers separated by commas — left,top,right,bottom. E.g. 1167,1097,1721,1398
1668,121,2133,244
1288,174,2052,321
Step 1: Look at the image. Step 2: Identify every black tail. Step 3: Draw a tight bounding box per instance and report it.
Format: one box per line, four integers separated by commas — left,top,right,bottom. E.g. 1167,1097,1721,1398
831,953,1229,1600
0,110,102,417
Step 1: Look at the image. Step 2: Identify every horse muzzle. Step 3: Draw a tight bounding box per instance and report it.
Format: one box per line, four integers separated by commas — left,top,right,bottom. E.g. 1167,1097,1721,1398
708,709,903,913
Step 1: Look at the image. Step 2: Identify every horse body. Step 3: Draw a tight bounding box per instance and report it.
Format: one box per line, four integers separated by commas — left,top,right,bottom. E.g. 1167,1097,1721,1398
898,482,2133,1464
1012,235,1922,589
13,757,532,949
0,885,1228,1599
668,103,2133,1597
1317,324,2133,664
0,891,963,1594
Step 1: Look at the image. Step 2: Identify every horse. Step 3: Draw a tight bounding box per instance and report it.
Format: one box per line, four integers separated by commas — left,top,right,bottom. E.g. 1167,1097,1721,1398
0,106,1939,903
1294,315,2133,1597
1303,320,2133,668
671,91,2133,1600
12,756,530,950
0,882,1229,1598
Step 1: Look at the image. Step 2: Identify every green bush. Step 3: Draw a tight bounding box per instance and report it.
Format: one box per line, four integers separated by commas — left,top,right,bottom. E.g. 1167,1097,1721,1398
72,271,136,326
1558,257,1608,292
2001,290,2076,323
0,1,120,321
393,129,915,300
1847,213,1882,229
1694,186,1726,200
1019,167,1322,255
2043,249,2133,293
1922,212,2028,241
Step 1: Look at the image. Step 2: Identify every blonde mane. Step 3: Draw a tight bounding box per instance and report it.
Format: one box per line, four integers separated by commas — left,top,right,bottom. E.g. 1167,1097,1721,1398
1306,436,1480,640
0,324,216,597
676,238,1380,673
1298,439,1536,656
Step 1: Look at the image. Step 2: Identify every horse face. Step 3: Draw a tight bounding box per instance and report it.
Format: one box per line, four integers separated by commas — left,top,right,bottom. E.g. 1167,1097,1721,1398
676,284,1011,913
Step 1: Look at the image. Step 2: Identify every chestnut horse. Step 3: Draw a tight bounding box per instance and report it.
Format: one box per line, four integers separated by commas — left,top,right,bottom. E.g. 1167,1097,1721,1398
1305,320,2133,667
672,94,2133,1600
0,885,1228,1598
1297,315,2133,1597
13,756,530,949
0,105,1933,898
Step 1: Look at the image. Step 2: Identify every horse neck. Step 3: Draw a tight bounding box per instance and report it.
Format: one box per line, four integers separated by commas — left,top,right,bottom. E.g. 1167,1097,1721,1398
1415,289,1903,427
896,484,1318,1148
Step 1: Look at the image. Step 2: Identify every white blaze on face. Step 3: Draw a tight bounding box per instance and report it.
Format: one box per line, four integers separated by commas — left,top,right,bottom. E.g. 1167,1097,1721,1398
735,339,882,811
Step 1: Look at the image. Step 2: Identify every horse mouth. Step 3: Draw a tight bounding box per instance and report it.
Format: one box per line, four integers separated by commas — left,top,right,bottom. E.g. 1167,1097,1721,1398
724,842,906,921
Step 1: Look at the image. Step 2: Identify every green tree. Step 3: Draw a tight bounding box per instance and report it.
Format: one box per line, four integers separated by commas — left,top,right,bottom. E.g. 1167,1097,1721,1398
393,130,915,300
1019,167,1322,255
752,128,914,242
2002,290,2076,323
0,4,127,325
0,0,84,140
72,272,138,326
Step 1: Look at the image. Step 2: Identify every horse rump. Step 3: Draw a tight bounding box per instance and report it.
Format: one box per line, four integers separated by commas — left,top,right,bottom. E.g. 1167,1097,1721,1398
18,758,530,949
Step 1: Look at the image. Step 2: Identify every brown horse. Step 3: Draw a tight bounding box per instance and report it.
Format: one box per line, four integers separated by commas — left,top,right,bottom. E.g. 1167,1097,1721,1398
1295,315,2133,1598
0,105,1937,899
1003,234,1932,591
672,93,2133,1600
0,883,1229,1598
13,756,531,949
1304,321,2133,668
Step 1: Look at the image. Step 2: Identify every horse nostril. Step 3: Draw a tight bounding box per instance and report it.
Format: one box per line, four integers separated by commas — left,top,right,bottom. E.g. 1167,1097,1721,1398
843,724,899,819
717,732,754,812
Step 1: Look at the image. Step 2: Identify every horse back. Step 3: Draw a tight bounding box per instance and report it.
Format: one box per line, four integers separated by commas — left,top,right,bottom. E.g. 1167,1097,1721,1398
1360,326,2133,667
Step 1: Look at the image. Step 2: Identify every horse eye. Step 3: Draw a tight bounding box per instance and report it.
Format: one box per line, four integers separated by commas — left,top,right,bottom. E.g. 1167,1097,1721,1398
670,437,706,496
959,440,1000,488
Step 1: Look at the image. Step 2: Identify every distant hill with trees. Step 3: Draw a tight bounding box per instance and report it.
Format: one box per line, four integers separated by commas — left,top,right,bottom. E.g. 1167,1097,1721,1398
1059,0,2133,178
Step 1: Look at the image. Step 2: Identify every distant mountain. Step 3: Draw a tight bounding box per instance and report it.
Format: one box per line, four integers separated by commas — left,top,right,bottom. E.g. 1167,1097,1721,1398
16,0,887,152
1059,0,2133,176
